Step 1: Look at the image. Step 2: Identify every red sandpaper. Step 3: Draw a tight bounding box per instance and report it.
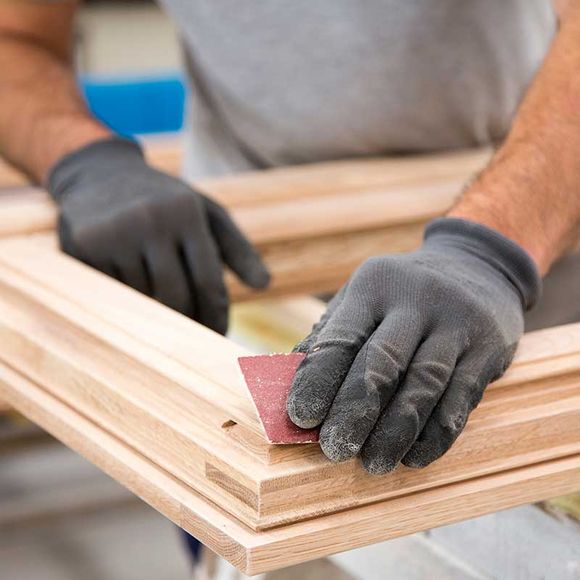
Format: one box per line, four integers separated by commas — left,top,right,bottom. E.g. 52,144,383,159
238,353,320,444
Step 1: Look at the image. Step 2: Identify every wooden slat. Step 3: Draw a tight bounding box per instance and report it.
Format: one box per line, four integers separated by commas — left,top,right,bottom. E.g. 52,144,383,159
0,360,254,570
0,150,487,239
0,150,491,303
0,143,488,197
2,149,579,302
0,235,580,532
1,360,580,575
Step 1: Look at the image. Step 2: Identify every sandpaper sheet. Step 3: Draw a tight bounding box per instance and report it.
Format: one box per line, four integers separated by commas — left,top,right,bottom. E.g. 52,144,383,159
238,353,320,444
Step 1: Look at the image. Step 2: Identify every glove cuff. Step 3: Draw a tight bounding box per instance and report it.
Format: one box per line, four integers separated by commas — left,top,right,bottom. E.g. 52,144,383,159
46,137,144,202
424,217,542,311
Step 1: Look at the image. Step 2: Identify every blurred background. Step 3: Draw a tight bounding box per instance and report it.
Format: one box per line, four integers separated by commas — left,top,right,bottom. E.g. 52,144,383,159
76,0,185,137
1,1,580,579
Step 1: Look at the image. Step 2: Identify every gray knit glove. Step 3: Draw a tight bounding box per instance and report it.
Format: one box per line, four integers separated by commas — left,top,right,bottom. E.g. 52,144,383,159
47,137,269,334
287,218,541,474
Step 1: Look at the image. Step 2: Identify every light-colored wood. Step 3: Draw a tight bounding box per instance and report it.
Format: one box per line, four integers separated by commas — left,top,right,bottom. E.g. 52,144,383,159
2,149,580,570
0,360,254,571
232,179,464,244
0,192,428,299
0,143,488,196
0,149,500,412
2,149,579,303
0,189,55,237
1,234,580,532
0,152,482,302
0,256,272,529
1,359,580,575
228,223,428,301
0,150,487,240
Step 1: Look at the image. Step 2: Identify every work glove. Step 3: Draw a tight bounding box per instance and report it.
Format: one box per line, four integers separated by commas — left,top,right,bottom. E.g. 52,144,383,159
288,218,541,474
47,137,269,334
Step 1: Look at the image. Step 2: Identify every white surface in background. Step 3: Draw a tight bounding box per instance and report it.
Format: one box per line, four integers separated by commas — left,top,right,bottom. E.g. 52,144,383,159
77,1,181,75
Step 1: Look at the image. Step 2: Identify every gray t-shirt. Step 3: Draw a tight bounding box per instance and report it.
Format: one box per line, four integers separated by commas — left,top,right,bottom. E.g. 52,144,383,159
157,1,556,179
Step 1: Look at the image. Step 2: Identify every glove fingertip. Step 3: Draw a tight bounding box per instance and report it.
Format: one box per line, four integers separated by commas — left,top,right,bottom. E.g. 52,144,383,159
402,434,450,469
319,426,361,463
286,392,320,429
286,376,327,429
227,248,271,289
244,259,271,290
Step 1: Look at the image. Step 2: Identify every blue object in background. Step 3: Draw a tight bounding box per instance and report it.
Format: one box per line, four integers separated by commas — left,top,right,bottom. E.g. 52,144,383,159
81,73,187,136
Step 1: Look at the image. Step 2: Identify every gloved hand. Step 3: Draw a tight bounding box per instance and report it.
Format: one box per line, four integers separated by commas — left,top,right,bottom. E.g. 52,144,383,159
47,137,269,334
287,218,541,474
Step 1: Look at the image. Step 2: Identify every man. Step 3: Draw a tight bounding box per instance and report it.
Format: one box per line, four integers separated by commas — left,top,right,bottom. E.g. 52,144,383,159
1,0,579,574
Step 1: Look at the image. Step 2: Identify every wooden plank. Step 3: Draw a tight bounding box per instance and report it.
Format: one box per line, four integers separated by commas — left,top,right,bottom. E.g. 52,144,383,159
0,144,489,197
2,150,579,303
0,150,580,560
7,148,569,307
0,151,484,240
1,235,580,531
0,149,538,412
0,261,273,530
0,196,426,299
0,360,255,572
1,360,579,575
228,223,427,301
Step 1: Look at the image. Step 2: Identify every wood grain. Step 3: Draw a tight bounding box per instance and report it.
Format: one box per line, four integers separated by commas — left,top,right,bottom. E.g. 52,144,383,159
1,148,580,569
0,149,483,241
0,141,488,196
0,235,580,531
1,359,579,575
2,149,579,303
0,147,482,305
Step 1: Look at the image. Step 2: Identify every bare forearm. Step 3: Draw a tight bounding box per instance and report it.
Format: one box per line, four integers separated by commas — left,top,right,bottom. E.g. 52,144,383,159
450,1,580,275
0,6,110,184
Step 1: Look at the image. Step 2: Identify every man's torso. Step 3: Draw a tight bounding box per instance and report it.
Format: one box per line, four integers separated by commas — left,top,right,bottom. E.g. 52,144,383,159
157,0,556,179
